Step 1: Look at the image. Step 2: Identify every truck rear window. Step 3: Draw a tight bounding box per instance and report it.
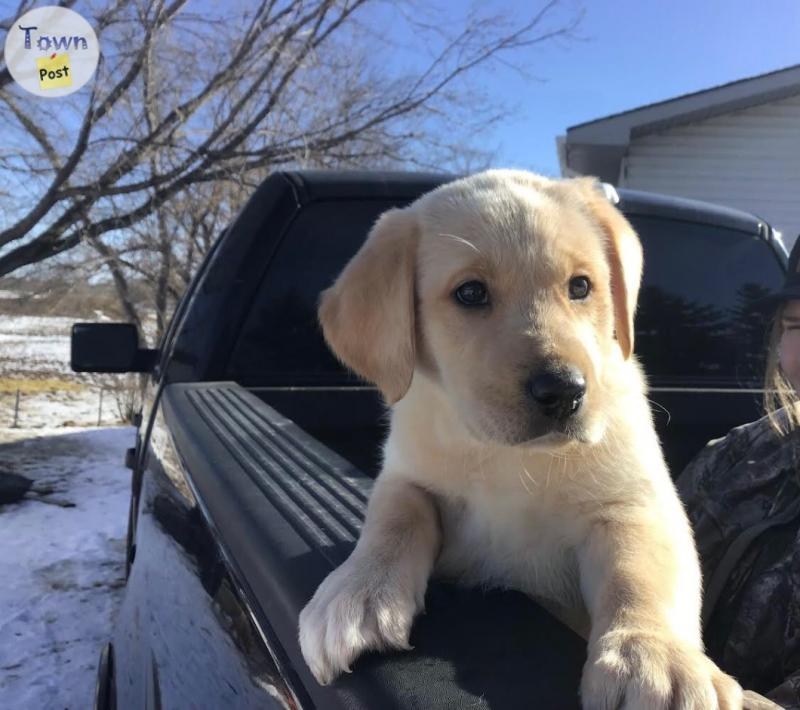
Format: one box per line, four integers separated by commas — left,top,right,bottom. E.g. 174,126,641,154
228,199,401,386
228,206,784,389
630,216,783,387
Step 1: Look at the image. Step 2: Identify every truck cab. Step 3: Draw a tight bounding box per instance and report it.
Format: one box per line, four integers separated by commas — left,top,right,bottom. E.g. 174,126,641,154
74,171,787,710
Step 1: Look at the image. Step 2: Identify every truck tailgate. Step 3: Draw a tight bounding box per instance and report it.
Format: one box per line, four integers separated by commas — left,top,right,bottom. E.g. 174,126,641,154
162,382,586,709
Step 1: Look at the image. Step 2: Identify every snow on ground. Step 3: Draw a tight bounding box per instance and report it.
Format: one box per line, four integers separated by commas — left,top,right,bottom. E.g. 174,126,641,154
0,426,133,710
0,313,135,709
0,387,119,429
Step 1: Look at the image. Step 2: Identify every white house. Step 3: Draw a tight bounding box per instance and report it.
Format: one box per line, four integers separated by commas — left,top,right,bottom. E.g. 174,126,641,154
559,64,800,244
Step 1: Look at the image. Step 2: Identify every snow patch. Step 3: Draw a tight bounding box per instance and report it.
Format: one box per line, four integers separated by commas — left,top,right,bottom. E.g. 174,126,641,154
0,427,133,709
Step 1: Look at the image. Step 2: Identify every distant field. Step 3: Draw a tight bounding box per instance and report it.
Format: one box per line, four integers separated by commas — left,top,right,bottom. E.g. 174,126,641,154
0,316,78,379
0,316,129,429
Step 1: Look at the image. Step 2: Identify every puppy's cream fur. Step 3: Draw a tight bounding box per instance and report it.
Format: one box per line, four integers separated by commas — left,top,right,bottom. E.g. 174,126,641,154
299,170,742,709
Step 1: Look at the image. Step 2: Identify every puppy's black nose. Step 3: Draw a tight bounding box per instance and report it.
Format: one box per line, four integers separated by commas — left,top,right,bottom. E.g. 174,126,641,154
528,368,586,419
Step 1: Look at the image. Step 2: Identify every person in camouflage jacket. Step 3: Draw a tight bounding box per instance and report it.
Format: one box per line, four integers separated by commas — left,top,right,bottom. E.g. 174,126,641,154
678,238,800,710
678,412,800,708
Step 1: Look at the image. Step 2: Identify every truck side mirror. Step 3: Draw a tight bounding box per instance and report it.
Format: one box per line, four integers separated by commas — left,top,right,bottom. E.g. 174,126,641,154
71,323,158,373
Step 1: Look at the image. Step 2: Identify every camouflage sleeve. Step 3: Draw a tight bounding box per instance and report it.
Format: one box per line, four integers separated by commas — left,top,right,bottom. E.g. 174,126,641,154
742,688,787,709
675,416,783,574
764,671,800,709
675,439,714,510
676,422,754,511
675,432,740,574
676,418,800,710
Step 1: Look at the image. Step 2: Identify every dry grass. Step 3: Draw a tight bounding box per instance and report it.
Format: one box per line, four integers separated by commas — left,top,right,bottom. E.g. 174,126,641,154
0,377,87,394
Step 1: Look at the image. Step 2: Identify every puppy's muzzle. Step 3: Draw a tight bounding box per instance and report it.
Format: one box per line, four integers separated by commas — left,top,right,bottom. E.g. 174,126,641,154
527,367,586,420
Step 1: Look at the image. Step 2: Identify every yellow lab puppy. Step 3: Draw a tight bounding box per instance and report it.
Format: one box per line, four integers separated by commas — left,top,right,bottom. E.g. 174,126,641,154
299,170,742,709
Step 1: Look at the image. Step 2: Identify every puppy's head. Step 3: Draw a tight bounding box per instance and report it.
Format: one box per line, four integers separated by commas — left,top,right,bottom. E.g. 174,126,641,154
319,170,642,448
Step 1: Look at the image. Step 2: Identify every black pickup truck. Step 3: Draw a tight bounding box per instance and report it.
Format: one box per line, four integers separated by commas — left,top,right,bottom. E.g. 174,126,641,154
72,171,787,710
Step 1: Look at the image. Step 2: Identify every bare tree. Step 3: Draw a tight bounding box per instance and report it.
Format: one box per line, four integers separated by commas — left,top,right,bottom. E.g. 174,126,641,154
0,0,582,336
82,179,246,341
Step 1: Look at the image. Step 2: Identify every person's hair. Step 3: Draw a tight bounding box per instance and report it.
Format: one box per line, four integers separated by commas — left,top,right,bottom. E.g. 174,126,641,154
764,302,800,435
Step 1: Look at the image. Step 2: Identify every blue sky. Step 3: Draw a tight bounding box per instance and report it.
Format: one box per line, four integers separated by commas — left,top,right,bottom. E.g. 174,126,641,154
2,0,797,180
476,0,800,176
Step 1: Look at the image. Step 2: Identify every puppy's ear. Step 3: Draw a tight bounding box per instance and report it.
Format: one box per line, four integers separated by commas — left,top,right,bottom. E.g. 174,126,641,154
578,179,643,360
319,208,418,403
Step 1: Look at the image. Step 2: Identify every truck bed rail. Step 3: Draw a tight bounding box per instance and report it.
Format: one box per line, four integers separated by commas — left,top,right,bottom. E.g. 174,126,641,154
163,382,586,710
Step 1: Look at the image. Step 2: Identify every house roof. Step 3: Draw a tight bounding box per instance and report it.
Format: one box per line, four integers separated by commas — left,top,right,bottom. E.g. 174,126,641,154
567,64,800,142
561,64,800,181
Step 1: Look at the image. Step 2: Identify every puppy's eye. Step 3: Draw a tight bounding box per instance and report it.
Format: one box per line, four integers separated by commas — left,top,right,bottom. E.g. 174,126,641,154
454,280,489,307
569,276,591,300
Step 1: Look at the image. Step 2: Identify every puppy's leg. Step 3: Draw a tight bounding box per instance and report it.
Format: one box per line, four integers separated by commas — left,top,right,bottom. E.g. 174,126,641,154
299,475,440,685
578,512,743,710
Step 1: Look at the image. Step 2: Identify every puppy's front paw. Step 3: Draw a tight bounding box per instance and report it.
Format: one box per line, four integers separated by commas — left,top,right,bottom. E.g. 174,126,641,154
581,628,742,710
298,557,423,685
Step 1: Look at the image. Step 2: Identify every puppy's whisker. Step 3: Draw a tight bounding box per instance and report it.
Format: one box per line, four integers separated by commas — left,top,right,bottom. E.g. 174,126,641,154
517,470,535,496
584,456,601,489
439,233,482,254
472,448,488,483
647,398,671,426
517,453,539,495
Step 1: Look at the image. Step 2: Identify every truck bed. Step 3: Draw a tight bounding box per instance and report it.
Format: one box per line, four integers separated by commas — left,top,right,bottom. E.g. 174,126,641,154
162,382,587,709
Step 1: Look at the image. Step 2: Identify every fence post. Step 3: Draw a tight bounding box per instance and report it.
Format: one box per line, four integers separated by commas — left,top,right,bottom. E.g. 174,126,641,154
13,389,20,428
97,387,103,426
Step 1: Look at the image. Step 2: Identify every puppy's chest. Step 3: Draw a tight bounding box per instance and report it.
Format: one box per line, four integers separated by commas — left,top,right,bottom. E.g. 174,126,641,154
434,494,583,604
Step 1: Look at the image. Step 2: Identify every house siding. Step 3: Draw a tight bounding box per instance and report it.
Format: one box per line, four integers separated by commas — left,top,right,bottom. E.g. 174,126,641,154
619,92,800,244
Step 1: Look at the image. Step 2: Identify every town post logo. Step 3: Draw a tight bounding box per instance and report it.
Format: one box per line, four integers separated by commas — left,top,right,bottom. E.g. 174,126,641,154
4,6,99,98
